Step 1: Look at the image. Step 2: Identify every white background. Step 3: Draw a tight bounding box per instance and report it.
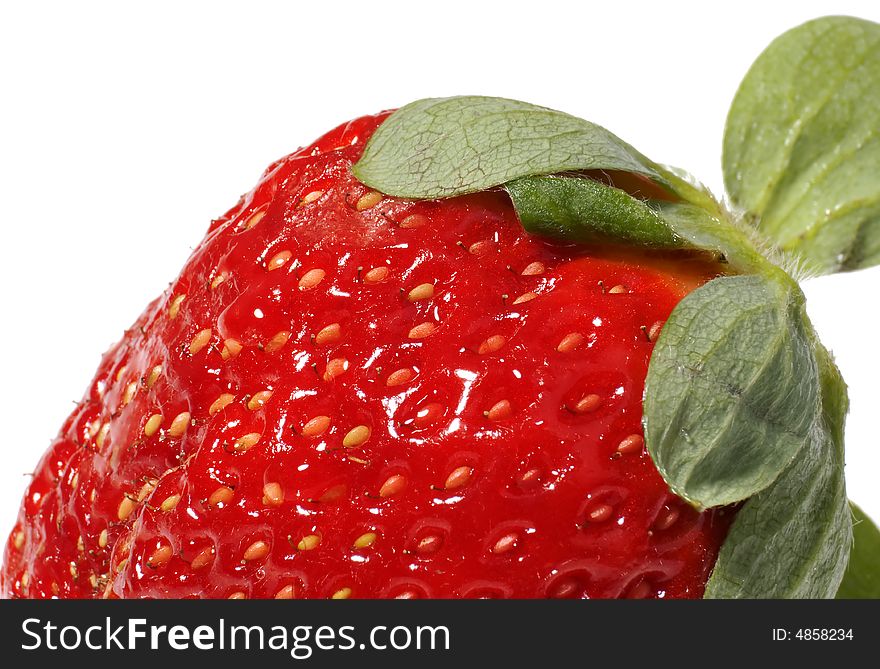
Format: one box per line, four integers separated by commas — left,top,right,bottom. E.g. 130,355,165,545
1,1,878,547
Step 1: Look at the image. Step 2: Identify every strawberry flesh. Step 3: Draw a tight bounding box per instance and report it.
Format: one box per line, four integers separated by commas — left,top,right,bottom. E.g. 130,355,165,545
2,112,732,599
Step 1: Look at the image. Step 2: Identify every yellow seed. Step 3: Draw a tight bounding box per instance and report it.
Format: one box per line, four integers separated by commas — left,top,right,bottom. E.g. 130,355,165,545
512,291,537,305
168,294,186,319
228,591,247,600
407,282,435,302
521,261,545,276
168,412,191,438
122,382,138,407
160,494,181,512
299,190,324,206
379,474,406,498
315,323,341,346
556,332,585,353
262,482,283,506
319,484,347,503
189,328,212,355
468,240,492,255
617,434,644,455
191,546,215,570
233,432,261,453
386,368,414,387
654,507,681,531
210,272,227,289
297,534,321,551
353,532,377,549
248,390,273,411
298,268,326,290
264,331,290,353
486,399,513,421
445,466,473,490
301,415,331,437
148,545,173,568
647,321,664,342
146,365,163,388
221,338,243,360
13,531,25,551
144,413,162,437
332,587,352,600
587,503,615,523
267,250,293,271
363,266,389,284
574,394,602,413
275,585,296,599
399,213,427,229
137,479,157,502
245,209,266,229
323,357,349,381
342,425,371,448
209,393,235,416
209,486,234,506
98,529,109,549
115,365,128,383
608,284,628,294
478,335,507,354
242,540,270,562
356,190,382,211
95,422,110,449
117,496,136,521
408,322,437,339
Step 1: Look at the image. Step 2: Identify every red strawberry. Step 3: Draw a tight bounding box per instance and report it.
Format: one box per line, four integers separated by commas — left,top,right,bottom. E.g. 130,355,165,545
2,112,732,599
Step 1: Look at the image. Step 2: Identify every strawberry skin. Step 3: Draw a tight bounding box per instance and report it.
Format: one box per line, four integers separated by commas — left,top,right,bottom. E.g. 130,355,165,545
2,112,732,599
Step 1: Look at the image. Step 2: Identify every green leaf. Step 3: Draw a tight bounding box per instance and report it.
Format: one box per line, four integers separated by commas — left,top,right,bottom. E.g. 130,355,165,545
643,274,819,508
836,502,880,599
353,96,718,212
723,16,880,274
506,176,684,248
705,344,851,598
506,174,775,274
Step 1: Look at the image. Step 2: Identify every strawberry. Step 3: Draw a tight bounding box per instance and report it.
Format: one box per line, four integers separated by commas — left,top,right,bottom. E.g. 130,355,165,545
2,111,733,600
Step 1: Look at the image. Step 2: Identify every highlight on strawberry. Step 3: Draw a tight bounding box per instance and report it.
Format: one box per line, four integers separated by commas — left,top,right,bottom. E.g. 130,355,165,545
3,15,879,599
